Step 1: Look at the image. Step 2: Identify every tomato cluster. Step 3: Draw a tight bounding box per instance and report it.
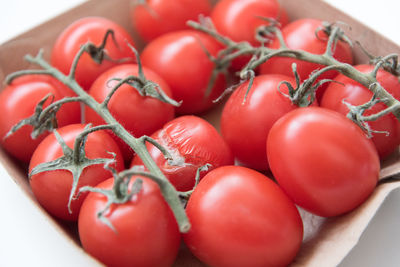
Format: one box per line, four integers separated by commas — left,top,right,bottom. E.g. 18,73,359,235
1,0,399,266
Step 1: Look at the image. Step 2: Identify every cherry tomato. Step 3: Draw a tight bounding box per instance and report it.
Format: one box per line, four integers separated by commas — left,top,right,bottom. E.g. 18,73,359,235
78,176,180,267
131,116,234,191
211,0,288,71
85,64,175,162
141,30,226,114
0,75,80,162
211,0,288,46
221,74,317,170
267,107,380,217
184,165,303,267
130,0,212,42
29,124,124,221
259,18,354,101
51,17,135,90
321,64,400,159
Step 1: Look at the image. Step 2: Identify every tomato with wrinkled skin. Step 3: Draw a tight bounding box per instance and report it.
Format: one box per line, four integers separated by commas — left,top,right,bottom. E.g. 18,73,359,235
321,64,400,159
51,17,135,90
131,116,234,191
221,74,317,170
29,124,124,221
260,18,353,101
141,30,226,114
184,165,303,267
131,0,212,42
85,64,175,162
267,107,380,217
78,176,180,267
0,75,80,162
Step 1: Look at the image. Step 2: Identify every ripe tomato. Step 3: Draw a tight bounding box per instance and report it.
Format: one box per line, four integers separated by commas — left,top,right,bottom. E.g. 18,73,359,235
211,0,288,71
321,64,400,159
51,17,135,90
221,74,317,170
78,176,180,267
85,64,175,162
0,75,80,162
141,30,226,114
267,107,380,217
130,0,212,42
184,166,303,267
259,18,354,101
211,0,289,46
131,116,234,191
29,124,124,221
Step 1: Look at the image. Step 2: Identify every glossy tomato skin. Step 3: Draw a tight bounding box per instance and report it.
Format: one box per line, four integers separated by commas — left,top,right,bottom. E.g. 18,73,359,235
85,64,175,162
267,107,380,217
0,75,80,162
184,166,303,267
131,116,234,191
51,17,135,90
141,30,226,114
259,19,353,101
321,64,400,159
131,0,212,42
211,0,288,46
211,0,288,71
221,74,317,170
29,124,124,221
78,177,180,267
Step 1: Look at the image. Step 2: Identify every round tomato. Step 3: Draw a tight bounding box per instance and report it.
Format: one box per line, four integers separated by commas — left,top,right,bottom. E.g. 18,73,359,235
221,74,317,170
267,107,380,217
85,64,175,162
184,166,303,267
211,0,288,46
29,123,124,221
131,116,234,191
321,64,400,159
259,18,353,101
211,0,288,71
131,0,212,42
141,30,226,114
78,176,180,267
51,17,135,90
0,75,80,162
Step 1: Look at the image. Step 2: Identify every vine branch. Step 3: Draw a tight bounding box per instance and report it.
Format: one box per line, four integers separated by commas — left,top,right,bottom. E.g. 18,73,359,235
187,20,400,122
12,45,190,233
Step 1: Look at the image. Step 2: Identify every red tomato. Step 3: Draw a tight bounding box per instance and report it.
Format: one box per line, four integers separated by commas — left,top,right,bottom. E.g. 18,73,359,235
29,124,124,221
0,75,80,162
184,166,303,267
141,30,226,114
51,17,135,90
267,107,380,217
321,64,400,159
131,0,212,42
221,74,317,170
131,116,234,191
259,18,353,101
78,176,180,267
85,64,175,162
211,0,288,71
211,0,289,46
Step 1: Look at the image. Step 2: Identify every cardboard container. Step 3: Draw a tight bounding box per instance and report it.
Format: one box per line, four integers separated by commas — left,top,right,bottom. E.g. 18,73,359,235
1,0,400,266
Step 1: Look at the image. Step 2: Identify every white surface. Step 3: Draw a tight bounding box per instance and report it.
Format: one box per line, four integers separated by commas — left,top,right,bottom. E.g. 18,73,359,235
1,0,400,266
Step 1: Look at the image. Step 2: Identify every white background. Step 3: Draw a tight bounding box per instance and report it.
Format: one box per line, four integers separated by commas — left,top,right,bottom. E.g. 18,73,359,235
1,0,400,266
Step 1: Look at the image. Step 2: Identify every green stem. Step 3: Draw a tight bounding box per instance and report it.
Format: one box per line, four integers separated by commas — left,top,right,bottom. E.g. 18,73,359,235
188,20,400,122
39,96,85,122
24,49,191,233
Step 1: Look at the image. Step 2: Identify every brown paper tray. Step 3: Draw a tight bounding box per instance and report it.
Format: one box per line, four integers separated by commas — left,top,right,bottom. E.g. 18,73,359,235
1,0,400,266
